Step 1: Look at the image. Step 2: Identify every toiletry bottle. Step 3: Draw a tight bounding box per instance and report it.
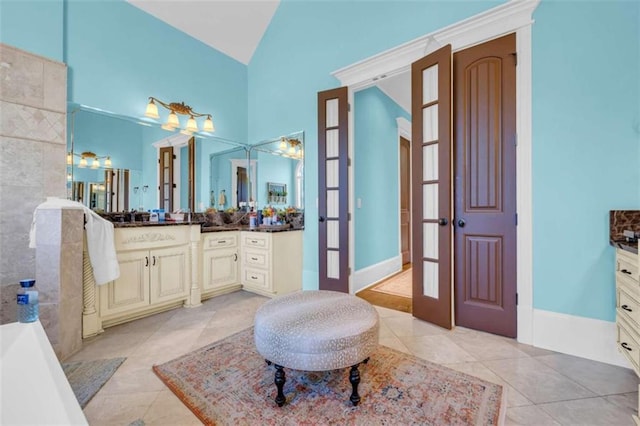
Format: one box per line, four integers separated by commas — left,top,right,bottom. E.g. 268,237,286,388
17,279,39,323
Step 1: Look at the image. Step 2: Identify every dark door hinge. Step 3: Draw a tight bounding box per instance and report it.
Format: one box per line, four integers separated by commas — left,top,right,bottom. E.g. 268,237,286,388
515,213,518,226
516,293,519,305
510,52,517,66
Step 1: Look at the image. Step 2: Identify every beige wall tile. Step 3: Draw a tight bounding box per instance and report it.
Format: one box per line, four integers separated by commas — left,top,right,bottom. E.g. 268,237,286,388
43,60,67,112
0,44,44,107
0,137,44,187
43,142,67,198
0,101,65,144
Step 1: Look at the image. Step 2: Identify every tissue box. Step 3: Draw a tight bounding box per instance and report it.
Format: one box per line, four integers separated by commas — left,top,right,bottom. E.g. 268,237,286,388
167,213,184,221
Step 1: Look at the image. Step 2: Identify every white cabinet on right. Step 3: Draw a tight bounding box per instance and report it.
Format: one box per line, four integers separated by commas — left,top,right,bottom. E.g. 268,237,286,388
615,247,640,424
241,230,303,297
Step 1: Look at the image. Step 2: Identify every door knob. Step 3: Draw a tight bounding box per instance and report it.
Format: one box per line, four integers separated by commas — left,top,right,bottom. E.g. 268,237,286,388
457,219,466,227
319,216,325,222
438,218,448,226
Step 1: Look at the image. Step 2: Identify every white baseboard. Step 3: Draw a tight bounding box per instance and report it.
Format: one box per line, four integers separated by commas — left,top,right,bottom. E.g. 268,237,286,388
352,256,402,293
533,309,630,368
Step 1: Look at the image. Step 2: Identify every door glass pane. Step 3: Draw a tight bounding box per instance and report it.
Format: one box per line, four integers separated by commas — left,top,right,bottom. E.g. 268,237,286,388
326,129,339,157
423,260,439,298
327,251,339,279
422,184,438,220
326,159,339,188
326,98,339,127
327,220,339,249
163,168,170,181
422,104,438,143
423,223,438,259
422,64,438,104
422,143,438,181
327,189,339,218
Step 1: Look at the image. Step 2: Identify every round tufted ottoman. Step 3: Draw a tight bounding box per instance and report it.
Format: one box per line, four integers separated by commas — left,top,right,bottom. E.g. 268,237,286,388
254,290,379,407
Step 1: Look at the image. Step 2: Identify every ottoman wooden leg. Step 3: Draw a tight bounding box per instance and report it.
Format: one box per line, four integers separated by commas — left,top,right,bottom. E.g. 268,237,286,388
274,365,286,407
349,364,361,406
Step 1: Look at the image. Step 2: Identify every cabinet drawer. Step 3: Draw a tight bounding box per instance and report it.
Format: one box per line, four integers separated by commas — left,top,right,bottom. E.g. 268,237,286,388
617,253,639,283
617,285,640,327
243,268,270,289
244,249,269,269
203,233,238,250
617,319,640,371
242,233,270,249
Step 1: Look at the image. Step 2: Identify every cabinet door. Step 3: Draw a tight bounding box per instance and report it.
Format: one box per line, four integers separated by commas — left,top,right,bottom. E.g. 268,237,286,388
150,245,190,304
100,250,150,316
203,248,239,291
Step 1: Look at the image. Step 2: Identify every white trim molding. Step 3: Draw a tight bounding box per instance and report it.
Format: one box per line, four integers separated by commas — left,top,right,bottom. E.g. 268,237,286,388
353,256,403,294
533,309,629,368
334,0,539,344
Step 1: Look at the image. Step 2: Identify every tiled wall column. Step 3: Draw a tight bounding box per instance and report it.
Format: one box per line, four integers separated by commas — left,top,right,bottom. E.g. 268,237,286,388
0,44,67,323
36,205,84,360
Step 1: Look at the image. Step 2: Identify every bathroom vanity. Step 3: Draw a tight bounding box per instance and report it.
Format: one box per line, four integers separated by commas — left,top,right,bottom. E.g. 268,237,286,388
82,221,303,338
610,210,640,424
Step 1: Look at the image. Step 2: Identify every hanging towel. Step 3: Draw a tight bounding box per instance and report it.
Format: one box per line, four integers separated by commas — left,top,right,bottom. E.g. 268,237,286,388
29,197,120,285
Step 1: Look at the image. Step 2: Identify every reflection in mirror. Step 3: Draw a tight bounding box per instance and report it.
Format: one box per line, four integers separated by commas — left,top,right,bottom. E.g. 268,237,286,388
209,147,251,210
249,131,304,210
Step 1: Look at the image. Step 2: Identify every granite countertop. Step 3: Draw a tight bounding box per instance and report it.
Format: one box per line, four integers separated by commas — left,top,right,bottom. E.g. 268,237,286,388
112,220,303,233
201,224,304,233
610,239,639,255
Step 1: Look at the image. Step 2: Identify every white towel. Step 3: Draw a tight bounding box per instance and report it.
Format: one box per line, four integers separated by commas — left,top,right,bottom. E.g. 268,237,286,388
29,197,120,285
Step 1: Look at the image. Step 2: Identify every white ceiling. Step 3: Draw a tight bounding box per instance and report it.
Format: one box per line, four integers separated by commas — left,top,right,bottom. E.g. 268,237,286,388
127,0,409,111
126,0,280,65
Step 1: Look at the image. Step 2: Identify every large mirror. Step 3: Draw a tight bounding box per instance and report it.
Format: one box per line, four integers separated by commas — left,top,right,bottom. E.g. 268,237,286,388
67,105,304,217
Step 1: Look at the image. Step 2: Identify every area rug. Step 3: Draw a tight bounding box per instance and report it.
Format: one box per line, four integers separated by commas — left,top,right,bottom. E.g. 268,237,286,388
371,268,412,298
62,357,126,408
153,328,504,425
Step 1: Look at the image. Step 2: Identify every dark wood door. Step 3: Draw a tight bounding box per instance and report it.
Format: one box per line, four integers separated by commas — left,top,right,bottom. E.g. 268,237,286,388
159,146,174,212
236,166,248,208
400,136,411,265
411,45,453,329
317,87,349,292
453,34,517,337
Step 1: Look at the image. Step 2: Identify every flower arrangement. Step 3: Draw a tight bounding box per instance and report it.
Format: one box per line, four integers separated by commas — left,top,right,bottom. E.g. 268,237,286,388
285,206,299,214
262,206,274,217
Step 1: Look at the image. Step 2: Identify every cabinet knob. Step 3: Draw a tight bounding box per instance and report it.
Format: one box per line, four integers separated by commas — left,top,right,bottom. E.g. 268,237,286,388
621,342,633,351
152,256,156,266
145,256,149,267
457,219,466,228
234,253,238,262
621,269,633,275
622,304,633,312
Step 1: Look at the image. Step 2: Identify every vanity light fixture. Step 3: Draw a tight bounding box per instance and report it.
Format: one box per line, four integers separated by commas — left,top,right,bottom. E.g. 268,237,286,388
68,151,112,169
278,137,303,159
145,97,215,134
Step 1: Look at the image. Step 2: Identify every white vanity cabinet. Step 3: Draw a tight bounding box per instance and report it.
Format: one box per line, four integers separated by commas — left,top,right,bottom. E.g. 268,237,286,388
614,247,640,424
240,230,302,297
83,224,200,336
201,231,241,298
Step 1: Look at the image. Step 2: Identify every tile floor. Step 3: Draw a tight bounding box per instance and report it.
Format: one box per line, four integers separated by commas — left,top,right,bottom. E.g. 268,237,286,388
66,290,640,425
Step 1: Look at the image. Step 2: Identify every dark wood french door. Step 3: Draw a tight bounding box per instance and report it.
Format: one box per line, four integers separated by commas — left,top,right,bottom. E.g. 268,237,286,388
453,34,517,337
400,136,411,265
411,45,453,329
159,146,174,212
317,87,349,292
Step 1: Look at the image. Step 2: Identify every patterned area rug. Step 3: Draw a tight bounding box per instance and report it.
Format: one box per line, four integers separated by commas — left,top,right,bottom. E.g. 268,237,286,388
371,268,412,298
153,328,504,425
62,357,126,408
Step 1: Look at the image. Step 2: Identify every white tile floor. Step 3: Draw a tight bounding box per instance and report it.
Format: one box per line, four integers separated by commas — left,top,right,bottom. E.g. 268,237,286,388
66,291,640,425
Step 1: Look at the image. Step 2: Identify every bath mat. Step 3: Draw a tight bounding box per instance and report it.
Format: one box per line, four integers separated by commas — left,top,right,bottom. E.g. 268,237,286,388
62,357,126,408
371,267,412,298
153,328,504,425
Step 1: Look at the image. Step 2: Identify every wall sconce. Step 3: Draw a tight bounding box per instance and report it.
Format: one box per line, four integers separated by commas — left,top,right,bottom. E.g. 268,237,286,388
145,97,215,135
278,137,303,159
67,151,112,169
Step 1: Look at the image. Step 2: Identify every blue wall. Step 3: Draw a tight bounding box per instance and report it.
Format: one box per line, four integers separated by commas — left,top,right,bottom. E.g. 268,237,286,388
354,86,410,270
249,0,500,288
0,0,65,61
532,1,640,321
250,0,640,322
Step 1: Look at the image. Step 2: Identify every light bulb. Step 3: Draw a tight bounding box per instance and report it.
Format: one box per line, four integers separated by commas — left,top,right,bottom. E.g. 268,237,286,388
145,99,159,119
104,157,112,167
203,115,215,132
66,152,73,165
186,115,198,133
166,111,179,129
91,158,100,169
279,138,287,150
79,157,88,168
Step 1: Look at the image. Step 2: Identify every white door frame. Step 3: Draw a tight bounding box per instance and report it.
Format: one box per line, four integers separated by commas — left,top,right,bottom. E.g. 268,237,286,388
333,0,539,344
